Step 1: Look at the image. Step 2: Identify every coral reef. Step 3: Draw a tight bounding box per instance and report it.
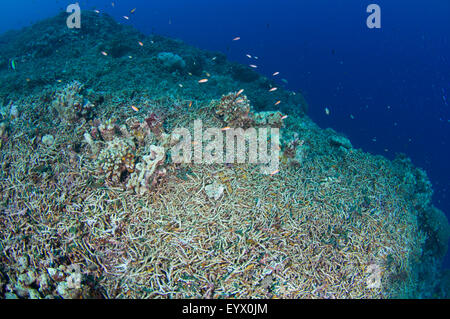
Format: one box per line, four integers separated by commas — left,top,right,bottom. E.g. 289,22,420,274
283,133,309,166
126,145,166,195
9,102,19,120
213,91,254,127
0,121,7,140
87,115,171,193
96,137,136,184
144,112,164,137
205,181,225,200
52,81,94,123
213,91,286,128
4,261,96,299
41,134,55,146
329,133,353,150
253,111,285,128
0,11,448,300
98,118,118,142
157,52,186,71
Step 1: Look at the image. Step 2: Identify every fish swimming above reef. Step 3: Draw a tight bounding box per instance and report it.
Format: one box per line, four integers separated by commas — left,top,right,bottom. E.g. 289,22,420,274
0,11,448,300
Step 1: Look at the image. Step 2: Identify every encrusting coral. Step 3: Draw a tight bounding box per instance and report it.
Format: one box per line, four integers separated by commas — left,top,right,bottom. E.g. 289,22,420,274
126,145,166,196
96,137,136,184
52,81,94,123
85,113,172,194
213,91,286,128
98,118,118,142
4,256,96,299
213,91,254,128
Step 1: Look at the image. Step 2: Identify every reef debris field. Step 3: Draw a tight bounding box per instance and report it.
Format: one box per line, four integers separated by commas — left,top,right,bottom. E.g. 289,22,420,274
0,11,449,299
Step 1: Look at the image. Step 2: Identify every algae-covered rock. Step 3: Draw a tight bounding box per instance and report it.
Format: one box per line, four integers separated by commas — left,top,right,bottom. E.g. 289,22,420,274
422,206,450,258
205,181,225,200
157,52,186,71
329,134,352,149
41,134,55,146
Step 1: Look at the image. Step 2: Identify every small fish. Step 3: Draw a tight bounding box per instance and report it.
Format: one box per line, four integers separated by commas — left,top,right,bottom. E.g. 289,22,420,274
237,89,244,96
178,84,183,88
246,54,252,59
111,2,115,7
249,64,258,68
101,51,108,56
188,101,192,107
130,8,137,14
221,127,231,131
325,107,330,115
131,105,139,112
205,72,211,77
123,16,130,20
10,60,16,70
254,56,259,59
94,10,100,14
198,79,209,83
274,101,281,106
269,87,277,92
270,169,280,176
128,55,133,59
233,37,241,41
212,56,217,61
235,99,244,103
281,115,288,120
272,72,279,76
138,41,144,46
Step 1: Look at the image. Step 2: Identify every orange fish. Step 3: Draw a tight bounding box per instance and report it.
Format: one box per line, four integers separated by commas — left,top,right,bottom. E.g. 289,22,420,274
269,87,277,92
138,41,144,46
281,115,288,120
101,51,108,56
237,89,244,96
221,127,231,131
198,79,209,83
270,169,280,176
275,101,281,105
131,105,139,112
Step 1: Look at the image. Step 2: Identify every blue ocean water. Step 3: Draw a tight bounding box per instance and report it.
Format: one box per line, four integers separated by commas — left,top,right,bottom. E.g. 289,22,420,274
1,0,449,270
